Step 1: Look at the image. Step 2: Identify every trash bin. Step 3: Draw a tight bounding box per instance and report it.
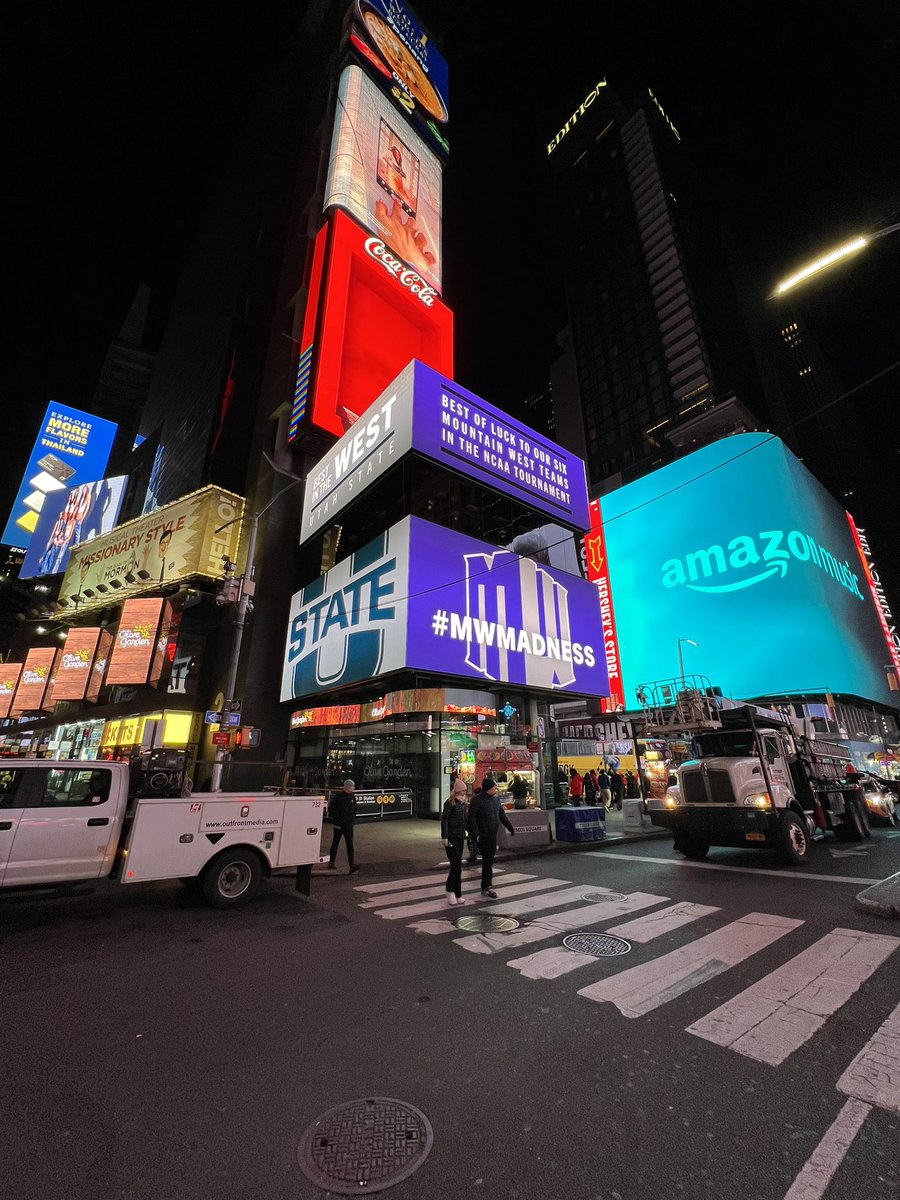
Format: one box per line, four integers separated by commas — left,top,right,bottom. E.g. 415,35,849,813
555,805,606,842
622,798,646,833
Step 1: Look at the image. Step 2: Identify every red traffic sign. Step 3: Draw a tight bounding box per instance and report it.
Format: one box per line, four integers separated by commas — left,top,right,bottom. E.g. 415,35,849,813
211,731,231,747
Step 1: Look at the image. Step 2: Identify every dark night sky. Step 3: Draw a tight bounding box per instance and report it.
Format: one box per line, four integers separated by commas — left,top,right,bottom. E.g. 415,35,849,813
4,1,898,553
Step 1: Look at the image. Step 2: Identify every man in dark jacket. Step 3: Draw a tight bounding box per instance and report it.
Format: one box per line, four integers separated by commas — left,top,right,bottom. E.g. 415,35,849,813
468,776,514,898
328,779,359,873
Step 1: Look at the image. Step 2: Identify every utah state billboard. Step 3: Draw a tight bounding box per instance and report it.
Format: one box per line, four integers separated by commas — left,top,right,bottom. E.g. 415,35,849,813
599,434,897,706
282,516,607,702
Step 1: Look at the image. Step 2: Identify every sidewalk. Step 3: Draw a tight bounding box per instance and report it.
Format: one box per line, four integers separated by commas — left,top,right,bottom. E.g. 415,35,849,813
315,808,668,878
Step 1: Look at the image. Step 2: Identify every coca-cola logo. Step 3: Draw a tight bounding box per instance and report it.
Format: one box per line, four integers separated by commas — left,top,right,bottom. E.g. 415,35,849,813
364,238,436,307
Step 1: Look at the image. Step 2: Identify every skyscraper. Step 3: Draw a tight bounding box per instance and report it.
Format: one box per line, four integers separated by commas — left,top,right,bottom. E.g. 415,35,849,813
547,81,765,494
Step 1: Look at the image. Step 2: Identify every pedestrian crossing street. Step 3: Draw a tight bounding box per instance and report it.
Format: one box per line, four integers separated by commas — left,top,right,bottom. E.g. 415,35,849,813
353,867,900,1109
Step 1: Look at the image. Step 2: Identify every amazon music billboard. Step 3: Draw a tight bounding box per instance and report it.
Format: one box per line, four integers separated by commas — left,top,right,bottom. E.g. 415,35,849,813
599,434,898,707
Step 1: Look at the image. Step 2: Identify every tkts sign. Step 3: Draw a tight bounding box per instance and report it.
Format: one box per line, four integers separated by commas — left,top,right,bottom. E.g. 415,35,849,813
282,516,607,701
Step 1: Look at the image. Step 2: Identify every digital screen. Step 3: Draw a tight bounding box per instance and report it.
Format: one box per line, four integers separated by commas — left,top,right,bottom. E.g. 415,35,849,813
300,360,589,541
0,663,23,719
2,404,118,550
324,66,442,293
57,485,243,613
345,0,449,158
48,628,103,702
583,499,625,709
86,629,112,703
19,475,128,578
288,210,453,441
599,434,898,706
105,598,165,685
10,647,58,715
282,516,607,702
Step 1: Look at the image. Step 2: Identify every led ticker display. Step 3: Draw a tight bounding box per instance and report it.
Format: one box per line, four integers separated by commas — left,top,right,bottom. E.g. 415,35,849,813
19,475,129,579
0,663,23,719
325,66,442,294
10,647,58,715
2,404,118,550
282,516,607,702
344,0,449,158
288,210,453,441
300,360,589,542
600,434,900,707
583,500,625,710
106,598,165,685
48,628,103,702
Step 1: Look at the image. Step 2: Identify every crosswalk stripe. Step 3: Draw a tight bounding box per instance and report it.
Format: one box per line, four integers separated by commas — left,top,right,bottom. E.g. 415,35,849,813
783,1098,871,1200
687,928,899,1066
606,902,720,943
454,892,670,956
837,996,900,1113
371,876,566,920
507,946,599,979
354,868,499,894
481,883,634,918
578,911,803,1017
359,873,537,908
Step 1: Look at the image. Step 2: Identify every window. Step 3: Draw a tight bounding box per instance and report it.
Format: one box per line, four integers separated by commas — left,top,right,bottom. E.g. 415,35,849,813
0,769,24,808
40,768,111,808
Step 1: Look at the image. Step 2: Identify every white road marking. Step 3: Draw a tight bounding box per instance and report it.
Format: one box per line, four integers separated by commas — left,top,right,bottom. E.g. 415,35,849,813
507,946,599,979
606,901,719,943
578,912,803,1018
837,996,900,1114
484,883,634,918
371,876,559,920
580,851,880,886
409,917,462,935
782,1098,871,1200
455,891,669,956
688,928,899,1065
828,848,869,858
359,873,547,908
354,868,498,894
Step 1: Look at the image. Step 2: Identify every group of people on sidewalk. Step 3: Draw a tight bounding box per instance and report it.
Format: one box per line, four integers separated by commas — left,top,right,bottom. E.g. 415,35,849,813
567,767,642,808
441,775,514,905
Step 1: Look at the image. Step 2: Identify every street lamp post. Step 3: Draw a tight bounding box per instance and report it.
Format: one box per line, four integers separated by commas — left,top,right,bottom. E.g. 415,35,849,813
677,637,698,690
209,469,304,792
773,221,900,296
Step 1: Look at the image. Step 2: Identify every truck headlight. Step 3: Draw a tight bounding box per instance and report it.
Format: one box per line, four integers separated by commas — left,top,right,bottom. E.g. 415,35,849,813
664,787,681,808
743,792,771,808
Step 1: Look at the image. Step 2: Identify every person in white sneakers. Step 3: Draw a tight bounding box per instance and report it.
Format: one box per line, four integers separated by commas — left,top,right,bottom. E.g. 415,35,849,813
441,777,471,905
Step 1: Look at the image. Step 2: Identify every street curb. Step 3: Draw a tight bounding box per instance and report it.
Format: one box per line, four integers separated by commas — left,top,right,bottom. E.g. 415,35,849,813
854,871,900,920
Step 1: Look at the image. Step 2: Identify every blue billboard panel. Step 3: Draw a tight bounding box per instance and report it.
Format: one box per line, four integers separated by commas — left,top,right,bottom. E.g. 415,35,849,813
2,404,118,550
19,476,128,578
600,434,897,706
281,516,607,702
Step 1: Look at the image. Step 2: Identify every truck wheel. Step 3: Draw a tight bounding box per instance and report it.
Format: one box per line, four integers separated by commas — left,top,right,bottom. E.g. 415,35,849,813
846,797,866,843
674,833,709,860
779,812,810,864
201,849,262,908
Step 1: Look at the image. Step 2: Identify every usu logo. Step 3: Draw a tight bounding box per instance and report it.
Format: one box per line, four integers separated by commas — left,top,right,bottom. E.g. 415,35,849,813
285,533,399,697
662,529,864,599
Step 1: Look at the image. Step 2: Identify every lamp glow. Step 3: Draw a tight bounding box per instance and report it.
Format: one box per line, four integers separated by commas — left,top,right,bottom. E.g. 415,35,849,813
774,236,868,295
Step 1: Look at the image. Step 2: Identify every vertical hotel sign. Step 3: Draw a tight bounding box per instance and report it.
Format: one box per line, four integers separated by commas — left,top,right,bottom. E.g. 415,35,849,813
0,663,23,718
584,500,624,709
846,513,900,684
106,598,165,685
10,647,58,715
48,628,103,702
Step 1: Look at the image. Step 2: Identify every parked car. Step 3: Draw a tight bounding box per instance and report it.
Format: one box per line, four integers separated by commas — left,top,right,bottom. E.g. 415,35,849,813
857,775,898,825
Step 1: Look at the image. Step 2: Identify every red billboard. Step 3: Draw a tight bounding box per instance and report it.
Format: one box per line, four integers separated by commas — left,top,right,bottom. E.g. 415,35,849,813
106,598,165,685
85,628,113,703
10,647,58,715
48,627,103,702
583,499,625,710
289,209,453,441
0,663,23,719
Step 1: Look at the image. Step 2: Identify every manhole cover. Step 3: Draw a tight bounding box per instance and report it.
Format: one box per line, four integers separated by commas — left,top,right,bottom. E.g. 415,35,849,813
581,891,628,904
563,932,632,957
454,914,520,933
297,1097,433,1195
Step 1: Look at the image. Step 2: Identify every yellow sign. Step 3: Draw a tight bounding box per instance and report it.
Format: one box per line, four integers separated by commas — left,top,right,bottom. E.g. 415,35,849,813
57,486,244,613
546,81,607,155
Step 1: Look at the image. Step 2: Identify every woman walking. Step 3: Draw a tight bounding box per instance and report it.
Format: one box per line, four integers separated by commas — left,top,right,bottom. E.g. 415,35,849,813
442,777,470,906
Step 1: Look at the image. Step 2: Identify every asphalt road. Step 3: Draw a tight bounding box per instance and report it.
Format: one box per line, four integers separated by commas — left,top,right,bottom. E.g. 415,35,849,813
2,828,899,1200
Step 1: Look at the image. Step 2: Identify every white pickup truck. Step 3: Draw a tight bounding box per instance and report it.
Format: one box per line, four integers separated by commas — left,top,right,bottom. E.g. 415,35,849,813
0,760,325,907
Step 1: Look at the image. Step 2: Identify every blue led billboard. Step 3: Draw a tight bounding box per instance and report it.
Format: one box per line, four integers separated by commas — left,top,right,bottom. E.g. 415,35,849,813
2,404,118,550
600,434,897,707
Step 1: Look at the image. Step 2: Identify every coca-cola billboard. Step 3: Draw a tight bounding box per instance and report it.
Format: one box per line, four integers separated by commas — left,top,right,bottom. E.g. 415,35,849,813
288,210,453,443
